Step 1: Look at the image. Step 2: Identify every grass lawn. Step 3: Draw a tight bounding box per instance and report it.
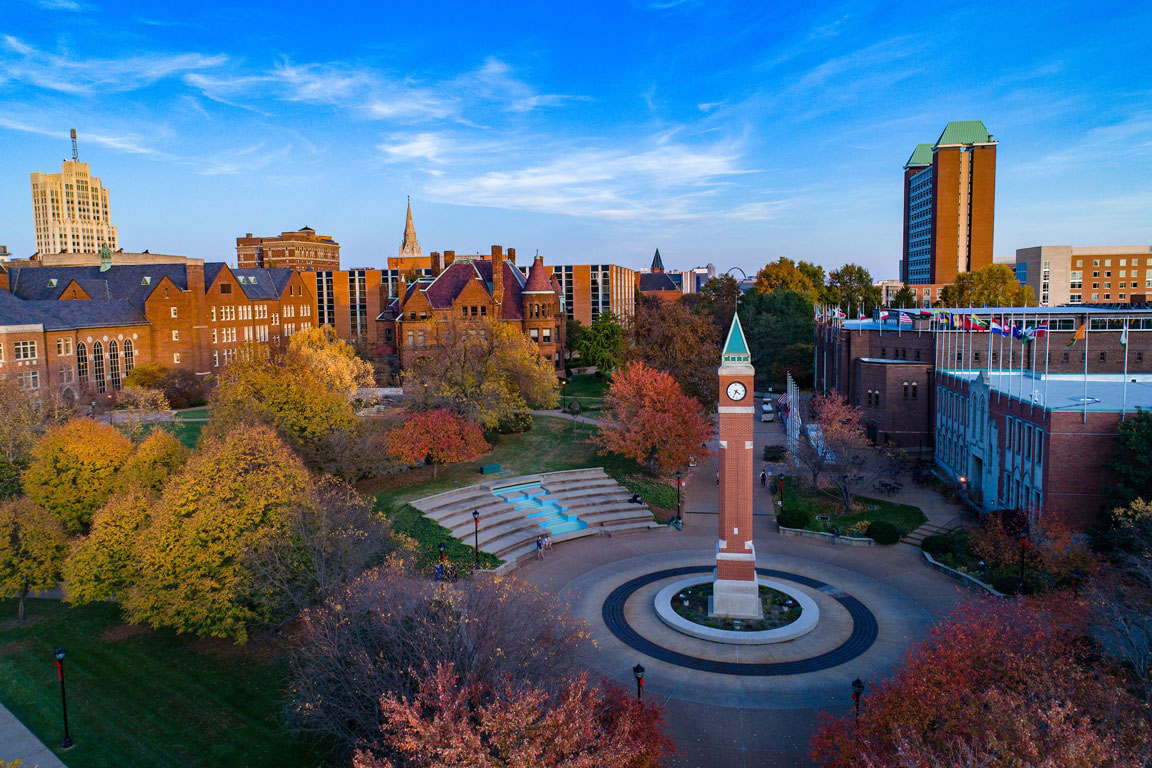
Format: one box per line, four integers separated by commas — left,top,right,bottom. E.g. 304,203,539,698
777,475,926,536
364,415,672,567
0,600,325,768
137,419,204,450
174,406,211,421
562,373,608,400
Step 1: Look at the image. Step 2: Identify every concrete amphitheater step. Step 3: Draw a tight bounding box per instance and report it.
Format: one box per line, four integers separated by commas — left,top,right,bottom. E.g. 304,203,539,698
477,519,546,550
446,505,533,538
581,509,656,528
547,485,628,504
426,497,511,526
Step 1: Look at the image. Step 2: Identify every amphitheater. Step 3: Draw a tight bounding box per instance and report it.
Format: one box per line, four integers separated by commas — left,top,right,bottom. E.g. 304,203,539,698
411,468,663,572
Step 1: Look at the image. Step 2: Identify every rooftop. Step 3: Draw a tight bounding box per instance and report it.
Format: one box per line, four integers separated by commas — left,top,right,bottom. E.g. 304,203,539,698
905,143,934,168
944,370,1152,413
936,120,994,146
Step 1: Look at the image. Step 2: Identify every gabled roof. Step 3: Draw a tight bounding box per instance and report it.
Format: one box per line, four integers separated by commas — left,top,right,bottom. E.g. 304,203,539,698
721,311,751,364
7,264,192,309
936,120,993,146
905,143,934,168
423,260,480,309
232,268,295,300
0,293,146,331
638,272,678,292
651,248,664,272
204,262,227,288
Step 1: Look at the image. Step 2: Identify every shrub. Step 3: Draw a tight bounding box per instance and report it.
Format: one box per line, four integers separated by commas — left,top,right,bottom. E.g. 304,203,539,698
495,411,533,434
762,445,787,462
921,534,952,557
866,520,901,545
777,507,812,529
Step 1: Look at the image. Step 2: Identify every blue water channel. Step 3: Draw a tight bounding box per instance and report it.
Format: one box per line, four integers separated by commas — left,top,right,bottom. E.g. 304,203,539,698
492,482,588,535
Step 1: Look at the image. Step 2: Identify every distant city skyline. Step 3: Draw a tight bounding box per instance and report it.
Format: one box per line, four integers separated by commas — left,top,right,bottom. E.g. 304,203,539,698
2,1,1151,278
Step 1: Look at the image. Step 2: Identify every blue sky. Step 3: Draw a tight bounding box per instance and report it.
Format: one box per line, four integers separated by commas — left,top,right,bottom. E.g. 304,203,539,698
1,0,1151,279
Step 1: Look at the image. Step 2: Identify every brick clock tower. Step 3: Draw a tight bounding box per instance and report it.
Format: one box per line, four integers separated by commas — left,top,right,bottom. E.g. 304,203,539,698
713,312,763,619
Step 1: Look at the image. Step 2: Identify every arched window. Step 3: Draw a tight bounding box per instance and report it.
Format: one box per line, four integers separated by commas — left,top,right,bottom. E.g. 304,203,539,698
108,340,121,390
911,382,918,400
903,381,909,400
77,342,88,385
93,341,106,394
123,339,134,373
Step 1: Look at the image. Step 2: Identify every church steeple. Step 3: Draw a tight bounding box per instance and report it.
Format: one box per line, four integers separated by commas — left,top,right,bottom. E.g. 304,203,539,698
399,197,422,259
651,248,665,273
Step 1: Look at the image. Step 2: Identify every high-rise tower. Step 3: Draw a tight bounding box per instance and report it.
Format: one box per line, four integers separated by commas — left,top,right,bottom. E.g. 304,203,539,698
713,311,762,619
902,121,997,285
30,130,118,255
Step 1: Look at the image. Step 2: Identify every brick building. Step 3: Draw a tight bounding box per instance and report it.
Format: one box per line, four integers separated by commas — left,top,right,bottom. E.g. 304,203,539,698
637,248,681,302
382,246,564,375
1015,245,1152,306
236,226,340,271
0,259,314,400
902,121,997,285
550,263,636,326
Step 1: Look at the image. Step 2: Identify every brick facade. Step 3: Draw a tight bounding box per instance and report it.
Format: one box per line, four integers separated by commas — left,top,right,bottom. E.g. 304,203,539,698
236,227,340,271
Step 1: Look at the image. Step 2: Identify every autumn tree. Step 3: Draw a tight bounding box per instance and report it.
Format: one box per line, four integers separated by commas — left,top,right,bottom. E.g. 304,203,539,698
288,325,375,396
404,316,558,429
0,375,40,464
385,409,488,476
0,498,68,620
753,257,821,300
797,394,873,514
125,422,313,642
627,299,720,405
124,362,205,409
288,560,593,755
353,664,672,768
115,428,190,495
826,263,881,317
890,285,917,309
969,509,1097,593
63,489,152,606
940,263,1034,308
595,362,713,474
809,598,1152,768
110,385,171,438
576,311,626,373
23,418,134,534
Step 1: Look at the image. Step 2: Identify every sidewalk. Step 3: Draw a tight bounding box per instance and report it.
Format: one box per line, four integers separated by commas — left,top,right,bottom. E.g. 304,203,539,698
0,703,67,767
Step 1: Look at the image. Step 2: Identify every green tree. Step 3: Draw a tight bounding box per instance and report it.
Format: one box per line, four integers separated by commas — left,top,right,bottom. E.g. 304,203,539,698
827,263,881,317
124,362,206,409
940,264,1035,307
0,498,68,620
752,257,819,299
1109,409,1152,510
891,285,916,308
23,418,134,534
116,428,190,495
695,274,742,335
63,489,152,606
576,311,626,373
0,375,40,464
564,317,585,369
797,261,827,294
125,422,313,642
627,299,720,406
740,290,814,387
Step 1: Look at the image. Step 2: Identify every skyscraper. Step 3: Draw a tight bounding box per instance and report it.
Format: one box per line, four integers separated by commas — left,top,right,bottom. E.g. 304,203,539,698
30,130,118,256
901,121,997,285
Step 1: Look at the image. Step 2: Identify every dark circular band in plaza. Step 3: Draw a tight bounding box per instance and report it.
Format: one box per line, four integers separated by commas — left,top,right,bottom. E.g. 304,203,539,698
601,566,878,676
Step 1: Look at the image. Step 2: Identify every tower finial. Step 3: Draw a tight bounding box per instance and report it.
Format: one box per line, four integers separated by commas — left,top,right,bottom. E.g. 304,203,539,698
70,128,78,162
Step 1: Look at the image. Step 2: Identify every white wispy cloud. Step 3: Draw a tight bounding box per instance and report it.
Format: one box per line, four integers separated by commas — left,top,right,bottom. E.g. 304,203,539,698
0,36,225,94
0,115,158,155
32,0,86,10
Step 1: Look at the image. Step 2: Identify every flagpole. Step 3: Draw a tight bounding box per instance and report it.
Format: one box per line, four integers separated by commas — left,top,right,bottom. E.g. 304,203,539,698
986,309,993,376
1082,313,1089,424
1043,311,1050,409
997,309,1005,403
1030,316,1038,416
1122,314,1130,422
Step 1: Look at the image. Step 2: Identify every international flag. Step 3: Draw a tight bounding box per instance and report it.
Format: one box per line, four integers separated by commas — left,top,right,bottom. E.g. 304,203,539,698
965,315,988,332
918,308,934,319
899,311,913,325
1012,325,1025,340
1024,322,1048,342
1120,322,1128,347
835,307,846,319
1066,322,1086,349
813,306,821,321
989,319,1004,335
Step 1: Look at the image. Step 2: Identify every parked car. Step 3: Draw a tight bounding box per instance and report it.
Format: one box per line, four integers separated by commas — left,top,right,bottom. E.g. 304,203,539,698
760,402,775,422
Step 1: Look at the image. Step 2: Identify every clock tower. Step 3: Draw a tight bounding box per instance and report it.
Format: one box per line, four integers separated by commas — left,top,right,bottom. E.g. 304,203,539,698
713,311,763,619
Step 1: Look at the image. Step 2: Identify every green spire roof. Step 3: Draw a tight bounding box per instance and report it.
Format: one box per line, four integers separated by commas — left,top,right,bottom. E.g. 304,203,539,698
905,143,934,168
721,311,751,364
936,120,994,146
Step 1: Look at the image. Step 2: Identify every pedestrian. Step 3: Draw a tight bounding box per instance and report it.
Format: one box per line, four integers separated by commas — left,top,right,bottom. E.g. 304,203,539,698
536,536,544,560
760,470,767,488
715,471,720,486
545,534,552,552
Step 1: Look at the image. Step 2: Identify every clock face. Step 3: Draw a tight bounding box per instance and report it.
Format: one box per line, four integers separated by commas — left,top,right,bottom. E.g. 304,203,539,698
726,382,747,402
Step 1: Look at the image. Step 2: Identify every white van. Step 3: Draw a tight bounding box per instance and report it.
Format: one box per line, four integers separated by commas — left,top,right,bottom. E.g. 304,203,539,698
761,402,774,422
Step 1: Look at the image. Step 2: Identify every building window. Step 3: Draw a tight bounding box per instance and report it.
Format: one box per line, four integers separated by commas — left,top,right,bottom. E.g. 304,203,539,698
417,330,425,347
220,284,232,294
123,339,134,373
18,370,39,390
170,306,178,318
14,341,37,360
109,340,121,390
530,328,539,341
1062,352,1070,363
1138,352,1145,363
903,381,909,399
542,328,552,343
58,363,74,384
1100,352,1106,363
911,382,918,399
93,341,106,393
213,350,219,367
172,330,179,341
56,338,73,356
77,342,88,383
173,353,181,364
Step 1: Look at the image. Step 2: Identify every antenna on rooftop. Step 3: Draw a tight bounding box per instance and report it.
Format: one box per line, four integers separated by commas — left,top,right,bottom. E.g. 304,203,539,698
70,129,78,162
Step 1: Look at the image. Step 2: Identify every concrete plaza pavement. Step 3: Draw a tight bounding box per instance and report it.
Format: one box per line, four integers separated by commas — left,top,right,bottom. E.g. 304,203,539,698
0,702,67,768
516,415,967,767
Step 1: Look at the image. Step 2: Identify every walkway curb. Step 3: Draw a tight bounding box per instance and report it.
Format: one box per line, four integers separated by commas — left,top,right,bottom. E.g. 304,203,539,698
0,702,68,767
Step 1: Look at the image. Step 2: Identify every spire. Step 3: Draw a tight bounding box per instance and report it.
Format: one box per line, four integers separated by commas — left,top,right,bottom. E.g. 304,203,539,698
651,248,664,273
399,197,422,259
721,311,751,365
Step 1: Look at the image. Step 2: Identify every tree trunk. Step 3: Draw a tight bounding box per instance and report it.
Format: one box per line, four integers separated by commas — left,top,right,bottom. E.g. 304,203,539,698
18,583,28,621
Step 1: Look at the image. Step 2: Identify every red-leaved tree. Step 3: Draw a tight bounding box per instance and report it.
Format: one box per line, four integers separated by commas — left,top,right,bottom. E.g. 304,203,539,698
386,409,488,476
809,596,1152,768
594,361,712,473
353,663,673,768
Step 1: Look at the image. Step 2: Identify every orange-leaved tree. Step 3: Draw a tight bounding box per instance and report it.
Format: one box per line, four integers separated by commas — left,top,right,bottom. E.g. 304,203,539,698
353,663,672,768
594,361,713,474
385,409,488,476
809,596,1151,768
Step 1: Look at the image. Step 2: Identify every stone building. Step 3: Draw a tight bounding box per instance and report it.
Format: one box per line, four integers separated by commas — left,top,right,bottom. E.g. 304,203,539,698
30,131,118,256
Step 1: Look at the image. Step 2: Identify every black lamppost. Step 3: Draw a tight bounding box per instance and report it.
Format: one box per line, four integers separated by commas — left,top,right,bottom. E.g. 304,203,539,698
851,677,865,728
54,647,73,750
675,470,682,523
632,663,645,701
472,510,480,571
560,378,567,410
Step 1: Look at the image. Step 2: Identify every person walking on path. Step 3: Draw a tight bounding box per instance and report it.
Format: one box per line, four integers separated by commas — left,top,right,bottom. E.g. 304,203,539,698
760,470,767,488
716,471,720,486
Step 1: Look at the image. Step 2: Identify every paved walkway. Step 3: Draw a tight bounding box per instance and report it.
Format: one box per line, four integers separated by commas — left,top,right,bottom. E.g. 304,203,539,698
0,703,67,768
516,417,967,768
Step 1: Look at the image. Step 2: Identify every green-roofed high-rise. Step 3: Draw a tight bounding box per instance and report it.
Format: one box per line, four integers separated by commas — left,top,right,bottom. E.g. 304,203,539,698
901,121,997,287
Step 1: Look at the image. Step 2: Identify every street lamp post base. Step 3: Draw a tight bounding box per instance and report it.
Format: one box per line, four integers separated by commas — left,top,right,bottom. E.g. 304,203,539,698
60,738,74,750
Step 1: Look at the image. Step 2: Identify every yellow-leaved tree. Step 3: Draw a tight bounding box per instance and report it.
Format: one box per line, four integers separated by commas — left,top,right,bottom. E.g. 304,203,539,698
63,489,153,606
22,418,134,534
288,326,375,396
0,498,68,620
115,428,190,495
124,422,312,642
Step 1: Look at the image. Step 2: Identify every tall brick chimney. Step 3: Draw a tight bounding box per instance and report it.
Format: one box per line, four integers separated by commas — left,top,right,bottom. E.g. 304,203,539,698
491,245,503,262
507,247,516,265
492,254,503,312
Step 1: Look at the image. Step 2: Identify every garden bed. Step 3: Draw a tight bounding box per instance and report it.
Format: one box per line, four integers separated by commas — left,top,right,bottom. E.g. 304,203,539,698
775,475,926,537
670,582,802,631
